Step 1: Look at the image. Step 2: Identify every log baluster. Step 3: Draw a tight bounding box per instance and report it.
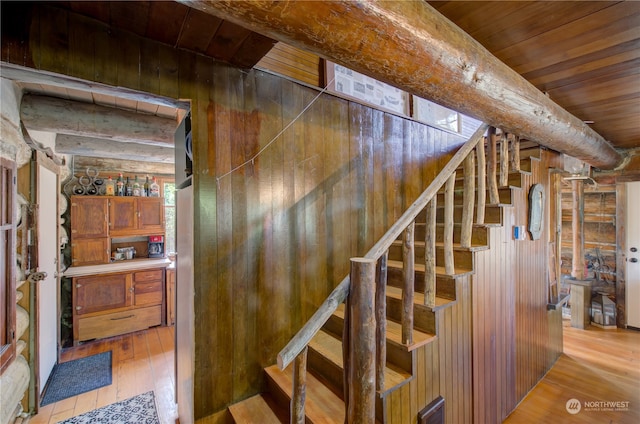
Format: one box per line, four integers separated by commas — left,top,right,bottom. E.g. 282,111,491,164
476,142,486,225
499,132,509,187
291,347,308,424
402,223,415,345
444,172,456,275
509,133,520,172
347,258,377,424
487,127,500,204
424,199,437,308
461,152,475,248
375,252,388,392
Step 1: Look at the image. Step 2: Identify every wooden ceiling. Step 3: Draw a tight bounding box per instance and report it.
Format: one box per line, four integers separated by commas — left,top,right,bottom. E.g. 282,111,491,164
427,1,640,151
55,0,276,69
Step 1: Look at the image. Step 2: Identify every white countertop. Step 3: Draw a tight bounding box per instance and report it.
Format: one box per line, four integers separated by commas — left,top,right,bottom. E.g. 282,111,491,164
63,258,172,277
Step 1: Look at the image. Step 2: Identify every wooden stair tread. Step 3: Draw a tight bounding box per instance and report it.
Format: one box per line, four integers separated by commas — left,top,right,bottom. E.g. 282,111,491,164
387,259,473,277
385,285,455,310
229,394,283,424
266,364,345,424
309,330,412,394
334,304,436,352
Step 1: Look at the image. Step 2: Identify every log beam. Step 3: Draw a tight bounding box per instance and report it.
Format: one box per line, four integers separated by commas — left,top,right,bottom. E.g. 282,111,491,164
182,0,623,170
21,94,176,146
56,134,175,163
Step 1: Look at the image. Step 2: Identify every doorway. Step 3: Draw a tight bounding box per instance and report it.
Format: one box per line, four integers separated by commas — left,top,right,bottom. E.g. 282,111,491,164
626,181,640,329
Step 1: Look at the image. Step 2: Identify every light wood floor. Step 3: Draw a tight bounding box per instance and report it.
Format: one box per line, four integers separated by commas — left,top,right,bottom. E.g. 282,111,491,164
505,321,640,424
28,326,178,424
26,320,639,424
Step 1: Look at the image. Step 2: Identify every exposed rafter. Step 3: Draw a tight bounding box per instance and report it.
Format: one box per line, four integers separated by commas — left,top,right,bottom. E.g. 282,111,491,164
56,134,174,164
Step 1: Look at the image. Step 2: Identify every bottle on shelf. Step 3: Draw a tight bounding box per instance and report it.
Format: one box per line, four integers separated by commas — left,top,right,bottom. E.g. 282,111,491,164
105,176,115,196
116,173,124,196
149,177,160,197
143,175,150,197
132,176,141,196
125,176,133,196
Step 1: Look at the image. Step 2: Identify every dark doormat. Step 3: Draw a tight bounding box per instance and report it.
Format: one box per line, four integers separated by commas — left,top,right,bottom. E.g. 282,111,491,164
41,351,112,406
56,391,160,424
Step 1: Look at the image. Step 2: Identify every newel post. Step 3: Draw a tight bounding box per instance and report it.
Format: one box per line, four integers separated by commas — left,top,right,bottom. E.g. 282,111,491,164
347,258,377,424
291,347,308,424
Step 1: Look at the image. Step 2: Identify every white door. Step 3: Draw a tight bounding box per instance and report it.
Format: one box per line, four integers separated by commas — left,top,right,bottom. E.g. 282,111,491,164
37,163,58,396
627,181,640,328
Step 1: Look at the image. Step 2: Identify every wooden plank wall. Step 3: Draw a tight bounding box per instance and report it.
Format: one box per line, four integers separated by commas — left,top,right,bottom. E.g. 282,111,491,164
0,4,471,419
255,42,322,88
472,148,562,423
384,277,473,424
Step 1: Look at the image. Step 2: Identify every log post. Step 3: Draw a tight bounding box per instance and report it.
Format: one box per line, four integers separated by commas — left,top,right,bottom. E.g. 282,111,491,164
347,258,377,424
499,132,509,187
342,295,350,421
402,223,415,345
444,172,456,275
571,179,585,280
461,152,475,248
476,141,486,225
509,134,521,172
375,252,388,393
424,199,437,308
487,127,500,204
291,347,308,424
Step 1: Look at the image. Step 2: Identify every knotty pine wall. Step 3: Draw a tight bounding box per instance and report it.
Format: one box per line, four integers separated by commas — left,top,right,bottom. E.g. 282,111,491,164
2,4,564,422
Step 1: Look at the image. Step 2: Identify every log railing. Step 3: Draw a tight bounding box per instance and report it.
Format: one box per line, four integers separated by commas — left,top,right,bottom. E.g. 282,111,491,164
277,123,528,423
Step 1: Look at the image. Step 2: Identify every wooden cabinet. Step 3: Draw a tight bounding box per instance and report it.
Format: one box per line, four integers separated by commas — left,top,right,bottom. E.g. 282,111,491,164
69,196,165,266
71,197,109,238
166,268,175,325
109,197,165,236
71,197,110,266
72,268,165,344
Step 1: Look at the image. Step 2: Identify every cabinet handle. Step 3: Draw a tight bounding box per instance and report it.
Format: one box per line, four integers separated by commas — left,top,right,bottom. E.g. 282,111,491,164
76,284,82,288
110,314,135,321
76,306,82,310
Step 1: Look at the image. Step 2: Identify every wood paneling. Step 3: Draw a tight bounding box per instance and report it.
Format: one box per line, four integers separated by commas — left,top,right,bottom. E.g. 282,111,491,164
256,42,322,88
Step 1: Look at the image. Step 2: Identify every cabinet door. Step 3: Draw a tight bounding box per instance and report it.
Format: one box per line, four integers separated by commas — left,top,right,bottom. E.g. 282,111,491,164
109,197,138,234
71,238,110,266
138,197,165,232
166,269,175,325
74,273,132,315
70,196,109,239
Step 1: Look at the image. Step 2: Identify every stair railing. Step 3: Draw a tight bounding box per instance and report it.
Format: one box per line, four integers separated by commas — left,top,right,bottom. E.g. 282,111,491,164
278,123,492,423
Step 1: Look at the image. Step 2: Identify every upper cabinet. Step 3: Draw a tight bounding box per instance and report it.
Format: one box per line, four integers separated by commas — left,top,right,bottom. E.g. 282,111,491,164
109,197,165,236
70,196,165,266
71,197,109,239
109,197,164,236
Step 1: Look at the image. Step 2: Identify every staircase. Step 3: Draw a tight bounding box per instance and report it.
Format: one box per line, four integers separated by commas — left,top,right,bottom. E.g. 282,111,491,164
228,127,541,423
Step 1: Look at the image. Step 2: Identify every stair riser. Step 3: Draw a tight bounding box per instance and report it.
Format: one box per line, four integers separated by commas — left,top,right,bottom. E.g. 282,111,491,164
264,373,292,423
433,205,502,225
444,172,523,191
386,268,456,301
436,187,512,206
385,296,436,334
387,244,473,272
413,224,488,246
456,155,536,174
308,346,386,423
324,314,413,374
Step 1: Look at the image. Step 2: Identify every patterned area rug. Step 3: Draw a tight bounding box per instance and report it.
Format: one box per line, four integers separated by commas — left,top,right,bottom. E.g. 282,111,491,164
41,351,112,406
57,391,160,424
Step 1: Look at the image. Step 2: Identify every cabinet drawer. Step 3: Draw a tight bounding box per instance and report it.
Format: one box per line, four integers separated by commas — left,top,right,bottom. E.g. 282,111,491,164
134,269,163,282
76,305,162,342
135,281,163,306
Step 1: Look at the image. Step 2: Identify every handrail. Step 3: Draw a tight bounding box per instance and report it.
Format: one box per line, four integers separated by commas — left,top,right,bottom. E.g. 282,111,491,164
277,123,489,370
